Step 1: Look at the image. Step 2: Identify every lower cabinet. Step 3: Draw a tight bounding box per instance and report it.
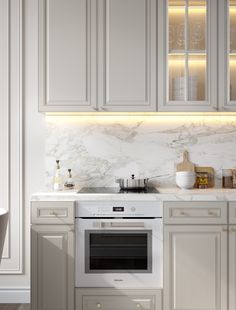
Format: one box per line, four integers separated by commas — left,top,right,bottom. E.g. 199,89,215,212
31,225,74,310
76,289,162,310
164,225,227,310
229,225,236,310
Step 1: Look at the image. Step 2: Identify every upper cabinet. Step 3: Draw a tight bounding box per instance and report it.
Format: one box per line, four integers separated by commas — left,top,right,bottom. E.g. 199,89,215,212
97,0,156,112
39,0,98,112
39,0,236,113
219,0,236,111
158,0,218,111
39,0,156,112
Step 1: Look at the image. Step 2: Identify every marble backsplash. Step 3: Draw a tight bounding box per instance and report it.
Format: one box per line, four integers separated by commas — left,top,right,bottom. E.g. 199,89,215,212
45,115,236,189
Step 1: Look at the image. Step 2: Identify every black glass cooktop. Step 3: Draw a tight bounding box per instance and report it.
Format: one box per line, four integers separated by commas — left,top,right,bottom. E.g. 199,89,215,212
77,187,159,194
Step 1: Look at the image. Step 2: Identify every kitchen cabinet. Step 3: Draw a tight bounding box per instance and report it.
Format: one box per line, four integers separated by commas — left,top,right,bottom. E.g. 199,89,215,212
219,0,236,111
158,0,218,111
39,0,98,112
97,0,156,112
164,201,228,310
76,288,162,310
39,0,156,113
229,202,236,310
31,201,75,310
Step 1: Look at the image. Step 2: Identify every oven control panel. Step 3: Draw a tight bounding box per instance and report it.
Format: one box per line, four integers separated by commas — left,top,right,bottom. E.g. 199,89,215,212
76,201,163,218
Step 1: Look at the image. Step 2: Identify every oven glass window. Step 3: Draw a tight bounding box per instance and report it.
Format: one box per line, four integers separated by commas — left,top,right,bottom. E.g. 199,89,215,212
85,230,152,273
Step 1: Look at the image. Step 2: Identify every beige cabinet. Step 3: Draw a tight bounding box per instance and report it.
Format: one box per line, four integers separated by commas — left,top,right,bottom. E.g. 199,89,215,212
164,225,227,310
229,202,236,310
39,0,97,112
158,0,218,112
31,201,75,310
98,0,156,112
219,0,236,111
39,0,156,113
76,288,162,310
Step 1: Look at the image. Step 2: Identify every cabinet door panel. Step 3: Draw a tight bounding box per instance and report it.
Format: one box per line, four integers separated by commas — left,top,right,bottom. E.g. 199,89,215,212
229,225,236,310
158,0,218,111
164,225,227,310
98,0,156,111
31,225,74,310
219,0,236,111
39,0,97,112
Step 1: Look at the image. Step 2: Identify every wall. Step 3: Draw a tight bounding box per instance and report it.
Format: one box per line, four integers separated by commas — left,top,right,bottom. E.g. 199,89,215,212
45,115,236,189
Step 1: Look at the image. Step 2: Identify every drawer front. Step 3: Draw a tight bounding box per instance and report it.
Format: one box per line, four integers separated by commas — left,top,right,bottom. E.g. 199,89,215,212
83,296,154,310
229,202,236,224
31,201,74,224
164,201,227,224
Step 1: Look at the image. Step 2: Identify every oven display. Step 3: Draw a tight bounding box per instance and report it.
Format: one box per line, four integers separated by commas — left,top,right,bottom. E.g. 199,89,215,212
113,206,124,212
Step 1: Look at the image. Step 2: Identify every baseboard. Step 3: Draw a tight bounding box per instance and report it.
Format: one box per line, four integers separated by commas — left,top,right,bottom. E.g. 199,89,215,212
0,288,30,303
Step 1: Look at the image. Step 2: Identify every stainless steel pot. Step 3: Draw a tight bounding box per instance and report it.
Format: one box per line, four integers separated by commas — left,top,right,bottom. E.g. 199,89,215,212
115,174,168,190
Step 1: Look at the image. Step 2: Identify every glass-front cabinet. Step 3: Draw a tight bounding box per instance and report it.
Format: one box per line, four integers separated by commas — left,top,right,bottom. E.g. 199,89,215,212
219,0,236,110
158,0,217,111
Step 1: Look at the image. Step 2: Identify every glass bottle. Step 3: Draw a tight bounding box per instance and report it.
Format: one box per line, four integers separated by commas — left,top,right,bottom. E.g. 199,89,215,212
64,169,75,190
53,160,63,191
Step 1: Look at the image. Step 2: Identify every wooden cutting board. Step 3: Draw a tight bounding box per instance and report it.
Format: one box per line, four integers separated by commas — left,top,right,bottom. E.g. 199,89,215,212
176,150,195,172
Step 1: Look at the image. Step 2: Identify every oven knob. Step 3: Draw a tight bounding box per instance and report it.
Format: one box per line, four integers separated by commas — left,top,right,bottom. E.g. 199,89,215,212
131,207,136,212
96,303,102,308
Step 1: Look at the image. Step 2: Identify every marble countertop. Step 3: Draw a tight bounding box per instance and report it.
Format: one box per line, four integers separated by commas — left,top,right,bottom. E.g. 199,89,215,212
31,188,236,202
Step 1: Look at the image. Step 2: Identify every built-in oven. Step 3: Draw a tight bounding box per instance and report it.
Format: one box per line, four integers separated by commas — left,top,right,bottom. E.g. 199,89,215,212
75,200,163,288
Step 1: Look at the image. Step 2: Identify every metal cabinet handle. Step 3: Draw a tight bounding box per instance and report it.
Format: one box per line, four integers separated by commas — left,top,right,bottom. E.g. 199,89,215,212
180,211,187,216
49,211,56,216
222,227,228,232
208,210,217,216
136,304,141,308
231,228,236,232
96,303,102,308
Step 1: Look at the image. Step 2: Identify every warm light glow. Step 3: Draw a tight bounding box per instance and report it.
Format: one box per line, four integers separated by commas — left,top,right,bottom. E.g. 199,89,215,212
230,7,236,13
168,7,206,13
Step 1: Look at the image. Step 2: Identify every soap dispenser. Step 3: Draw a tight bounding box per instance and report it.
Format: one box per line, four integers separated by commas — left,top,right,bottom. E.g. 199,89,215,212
64,169,75,190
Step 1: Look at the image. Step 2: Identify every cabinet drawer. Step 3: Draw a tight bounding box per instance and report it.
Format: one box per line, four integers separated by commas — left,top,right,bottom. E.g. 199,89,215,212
229,202,236,224
31,201,74,224
76,289,161,310
83,296,153,310
164,201,227,224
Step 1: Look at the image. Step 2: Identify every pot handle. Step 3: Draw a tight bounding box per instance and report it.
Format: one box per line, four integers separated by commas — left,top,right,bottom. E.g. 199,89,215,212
147,174,170,181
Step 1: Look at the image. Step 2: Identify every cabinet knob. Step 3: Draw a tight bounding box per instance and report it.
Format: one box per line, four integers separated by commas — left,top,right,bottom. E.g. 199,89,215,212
180,211,187,216
96,303,102,308
49,211,56,216
136,303,141,308
222,227,228,232
231,228,236,232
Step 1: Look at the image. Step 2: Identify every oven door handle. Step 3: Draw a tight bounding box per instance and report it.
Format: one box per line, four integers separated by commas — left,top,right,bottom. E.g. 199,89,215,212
93,222,145,228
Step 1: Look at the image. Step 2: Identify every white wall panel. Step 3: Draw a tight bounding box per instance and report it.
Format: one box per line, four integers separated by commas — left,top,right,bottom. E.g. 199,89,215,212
0,0,23,274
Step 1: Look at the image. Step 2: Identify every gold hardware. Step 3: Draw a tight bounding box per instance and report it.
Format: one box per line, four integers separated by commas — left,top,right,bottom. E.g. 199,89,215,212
136,303,141,308
96,303,102,308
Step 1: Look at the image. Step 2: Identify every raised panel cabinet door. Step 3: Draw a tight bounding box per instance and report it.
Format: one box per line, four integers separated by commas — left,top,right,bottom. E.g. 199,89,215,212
98,0,156,112
164,225,227,310
158,0,218,111
31,225,74,310
39,0,97,112
229,225,236,310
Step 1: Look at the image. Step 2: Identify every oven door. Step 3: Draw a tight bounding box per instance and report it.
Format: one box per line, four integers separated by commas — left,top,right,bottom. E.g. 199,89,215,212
76,218,163,288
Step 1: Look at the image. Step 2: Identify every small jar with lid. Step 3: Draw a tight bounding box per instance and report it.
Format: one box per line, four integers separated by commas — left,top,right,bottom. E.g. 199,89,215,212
222,169,233,189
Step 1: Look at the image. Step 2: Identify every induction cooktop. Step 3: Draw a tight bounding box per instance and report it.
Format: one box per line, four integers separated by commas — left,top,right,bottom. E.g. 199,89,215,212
77,187,159,194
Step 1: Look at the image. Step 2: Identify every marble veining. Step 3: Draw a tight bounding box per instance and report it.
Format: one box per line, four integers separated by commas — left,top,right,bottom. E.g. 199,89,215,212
45,116,236,190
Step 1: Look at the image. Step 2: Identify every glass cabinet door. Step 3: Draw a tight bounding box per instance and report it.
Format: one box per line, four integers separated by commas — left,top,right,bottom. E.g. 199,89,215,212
219,0,236,110
158,0,217,111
